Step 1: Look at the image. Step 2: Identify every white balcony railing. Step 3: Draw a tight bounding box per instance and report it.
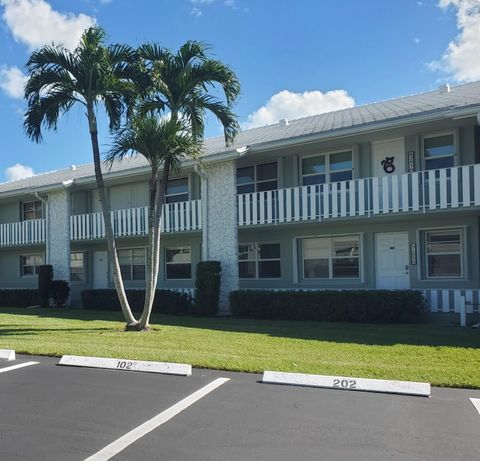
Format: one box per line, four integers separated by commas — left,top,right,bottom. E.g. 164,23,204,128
70,200,202,241
238,164,480,226
0,219,46,246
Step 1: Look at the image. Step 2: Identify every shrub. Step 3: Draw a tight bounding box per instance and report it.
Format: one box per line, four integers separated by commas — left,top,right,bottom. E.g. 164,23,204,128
49,280,71,307
0,289,41,307
194,261,221,316
38,265,53,307
229,290,428,324
81,289,193,315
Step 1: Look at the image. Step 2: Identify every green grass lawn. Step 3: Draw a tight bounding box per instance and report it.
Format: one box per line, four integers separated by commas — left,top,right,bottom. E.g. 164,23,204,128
1,307,479,388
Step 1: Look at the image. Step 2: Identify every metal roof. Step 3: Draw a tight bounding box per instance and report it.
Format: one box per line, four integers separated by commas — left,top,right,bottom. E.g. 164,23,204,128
2,80,480,196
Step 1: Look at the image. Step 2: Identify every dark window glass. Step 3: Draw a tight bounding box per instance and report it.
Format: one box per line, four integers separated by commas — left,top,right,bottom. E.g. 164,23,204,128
303,174,326,186
302,156,325,175
259,260,281,278
165,247,191,279
425,156,454,170
236,166,255,185
424,135,454,158
427,255,461,278
304,259,329,278
259,243,280,259
166,263,191,279
332,258,359,278
330,170,353,182
239,261,256,278
70,252,85,282
237,184,255,194
330,152,352,171
256,162,277,181
256,180,278,192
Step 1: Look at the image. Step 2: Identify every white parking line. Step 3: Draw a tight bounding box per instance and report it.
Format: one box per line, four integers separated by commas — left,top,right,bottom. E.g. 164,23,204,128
470,398,480,415
0,362,38,373
84,377,230,461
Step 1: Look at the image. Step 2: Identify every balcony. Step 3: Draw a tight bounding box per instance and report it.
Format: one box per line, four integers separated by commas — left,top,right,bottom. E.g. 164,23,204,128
0,219,46,246
70,200,202,241
238,164,480,227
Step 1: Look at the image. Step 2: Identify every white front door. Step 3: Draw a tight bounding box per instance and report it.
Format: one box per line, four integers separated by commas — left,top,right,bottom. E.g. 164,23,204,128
93,250,108,288
375,232,410,289
372,138,406,177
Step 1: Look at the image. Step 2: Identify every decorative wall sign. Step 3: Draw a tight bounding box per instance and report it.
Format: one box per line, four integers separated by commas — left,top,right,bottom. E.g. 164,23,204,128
381,156,395,174
410,243,417,265
408,151,415,172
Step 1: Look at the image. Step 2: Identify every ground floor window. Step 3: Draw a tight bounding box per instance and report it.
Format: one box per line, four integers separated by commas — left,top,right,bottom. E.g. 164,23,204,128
239,242,281,278
118,248,146,281
165,247,192,279
20,254,44,276
302,236,360,279
425,229,463,278
70,252,85,282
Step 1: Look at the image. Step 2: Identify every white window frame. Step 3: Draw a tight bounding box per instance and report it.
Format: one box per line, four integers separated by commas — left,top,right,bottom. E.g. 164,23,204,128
421,130,458,170
301,235,361,280
236,162,279,194
300,147,354,185
238,241,281,279
165,177,190,203
117,247,147,281
165,246,192,280
22,200,43,221
424,228,464,280
20,254,44,277
70,252,86,283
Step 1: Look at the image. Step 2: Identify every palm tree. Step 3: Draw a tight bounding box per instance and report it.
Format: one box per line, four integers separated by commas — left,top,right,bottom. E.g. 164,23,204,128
106,116,201,329
127,41,241,329
23,26,139,327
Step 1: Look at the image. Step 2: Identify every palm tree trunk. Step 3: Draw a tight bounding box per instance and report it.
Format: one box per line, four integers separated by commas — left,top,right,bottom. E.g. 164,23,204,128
87,107,138,327
139,163,169,329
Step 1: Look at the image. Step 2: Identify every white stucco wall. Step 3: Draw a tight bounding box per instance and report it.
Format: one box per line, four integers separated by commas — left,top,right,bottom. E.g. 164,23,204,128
201,159,239,314
47,189,71,282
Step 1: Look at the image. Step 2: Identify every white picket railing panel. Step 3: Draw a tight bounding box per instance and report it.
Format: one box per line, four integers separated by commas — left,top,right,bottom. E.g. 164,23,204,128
237,164,480,227
0,219,46,246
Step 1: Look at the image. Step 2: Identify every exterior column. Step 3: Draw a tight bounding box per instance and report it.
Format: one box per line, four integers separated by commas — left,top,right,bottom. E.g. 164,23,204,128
47,189,71,283
201,159,239,314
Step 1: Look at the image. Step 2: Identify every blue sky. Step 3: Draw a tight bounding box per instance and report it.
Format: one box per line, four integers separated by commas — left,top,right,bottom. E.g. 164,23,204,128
0,0,478,182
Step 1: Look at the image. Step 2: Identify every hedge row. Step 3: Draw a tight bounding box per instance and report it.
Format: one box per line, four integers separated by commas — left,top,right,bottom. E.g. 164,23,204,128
0,289,41,307
229,290,427,324
81,289,193,315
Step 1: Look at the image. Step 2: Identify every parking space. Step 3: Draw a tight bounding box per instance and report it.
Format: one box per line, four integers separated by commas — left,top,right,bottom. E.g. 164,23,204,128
1,355,480,461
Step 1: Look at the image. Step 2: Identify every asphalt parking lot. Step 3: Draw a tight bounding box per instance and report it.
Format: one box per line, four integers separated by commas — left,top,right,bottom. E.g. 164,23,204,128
1,355,480,461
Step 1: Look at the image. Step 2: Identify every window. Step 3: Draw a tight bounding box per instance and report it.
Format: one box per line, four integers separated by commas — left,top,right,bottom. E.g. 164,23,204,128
165,247,191,279
425,230,463,278
302,151,353,186
166,178,189,203
238,242,281,278
22,200,43,220
118,248,146,281
20,254,44,276
302,236,359,279
423,134,455,170
237,162,278,194
70,252,85,282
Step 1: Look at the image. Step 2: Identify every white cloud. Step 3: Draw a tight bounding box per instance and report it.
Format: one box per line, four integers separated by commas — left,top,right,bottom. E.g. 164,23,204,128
414,37,421,44
190,6,202,16
431,0,480,81
243,89,356,129
5,163,34,181
1,0,95,51
0,65,27,99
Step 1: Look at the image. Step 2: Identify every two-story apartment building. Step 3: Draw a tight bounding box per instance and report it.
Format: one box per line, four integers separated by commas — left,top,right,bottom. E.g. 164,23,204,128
1,81,480,316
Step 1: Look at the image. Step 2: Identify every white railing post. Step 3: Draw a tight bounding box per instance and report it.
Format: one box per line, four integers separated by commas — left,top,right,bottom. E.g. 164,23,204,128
459,295,466,327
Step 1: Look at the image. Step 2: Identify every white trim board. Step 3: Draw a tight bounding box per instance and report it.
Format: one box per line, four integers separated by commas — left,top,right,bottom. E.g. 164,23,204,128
262,371,431,397
0,349,15,361
59,355,192,376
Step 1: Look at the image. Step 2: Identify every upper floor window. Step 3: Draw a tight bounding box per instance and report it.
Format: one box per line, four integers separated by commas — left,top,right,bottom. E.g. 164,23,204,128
20,254,44,276
22,200,43,220
301,151,353,186
423,134,455,170
166,178,189,203
302,236,360,279
118,248,146,281
165,247,191,279
238,242,281,279
237,162,278,194
425,229,463,278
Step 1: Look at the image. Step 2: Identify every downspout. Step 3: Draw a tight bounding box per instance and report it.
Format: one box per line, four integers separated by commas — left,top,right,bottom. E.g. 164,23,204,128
34,192,49,264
